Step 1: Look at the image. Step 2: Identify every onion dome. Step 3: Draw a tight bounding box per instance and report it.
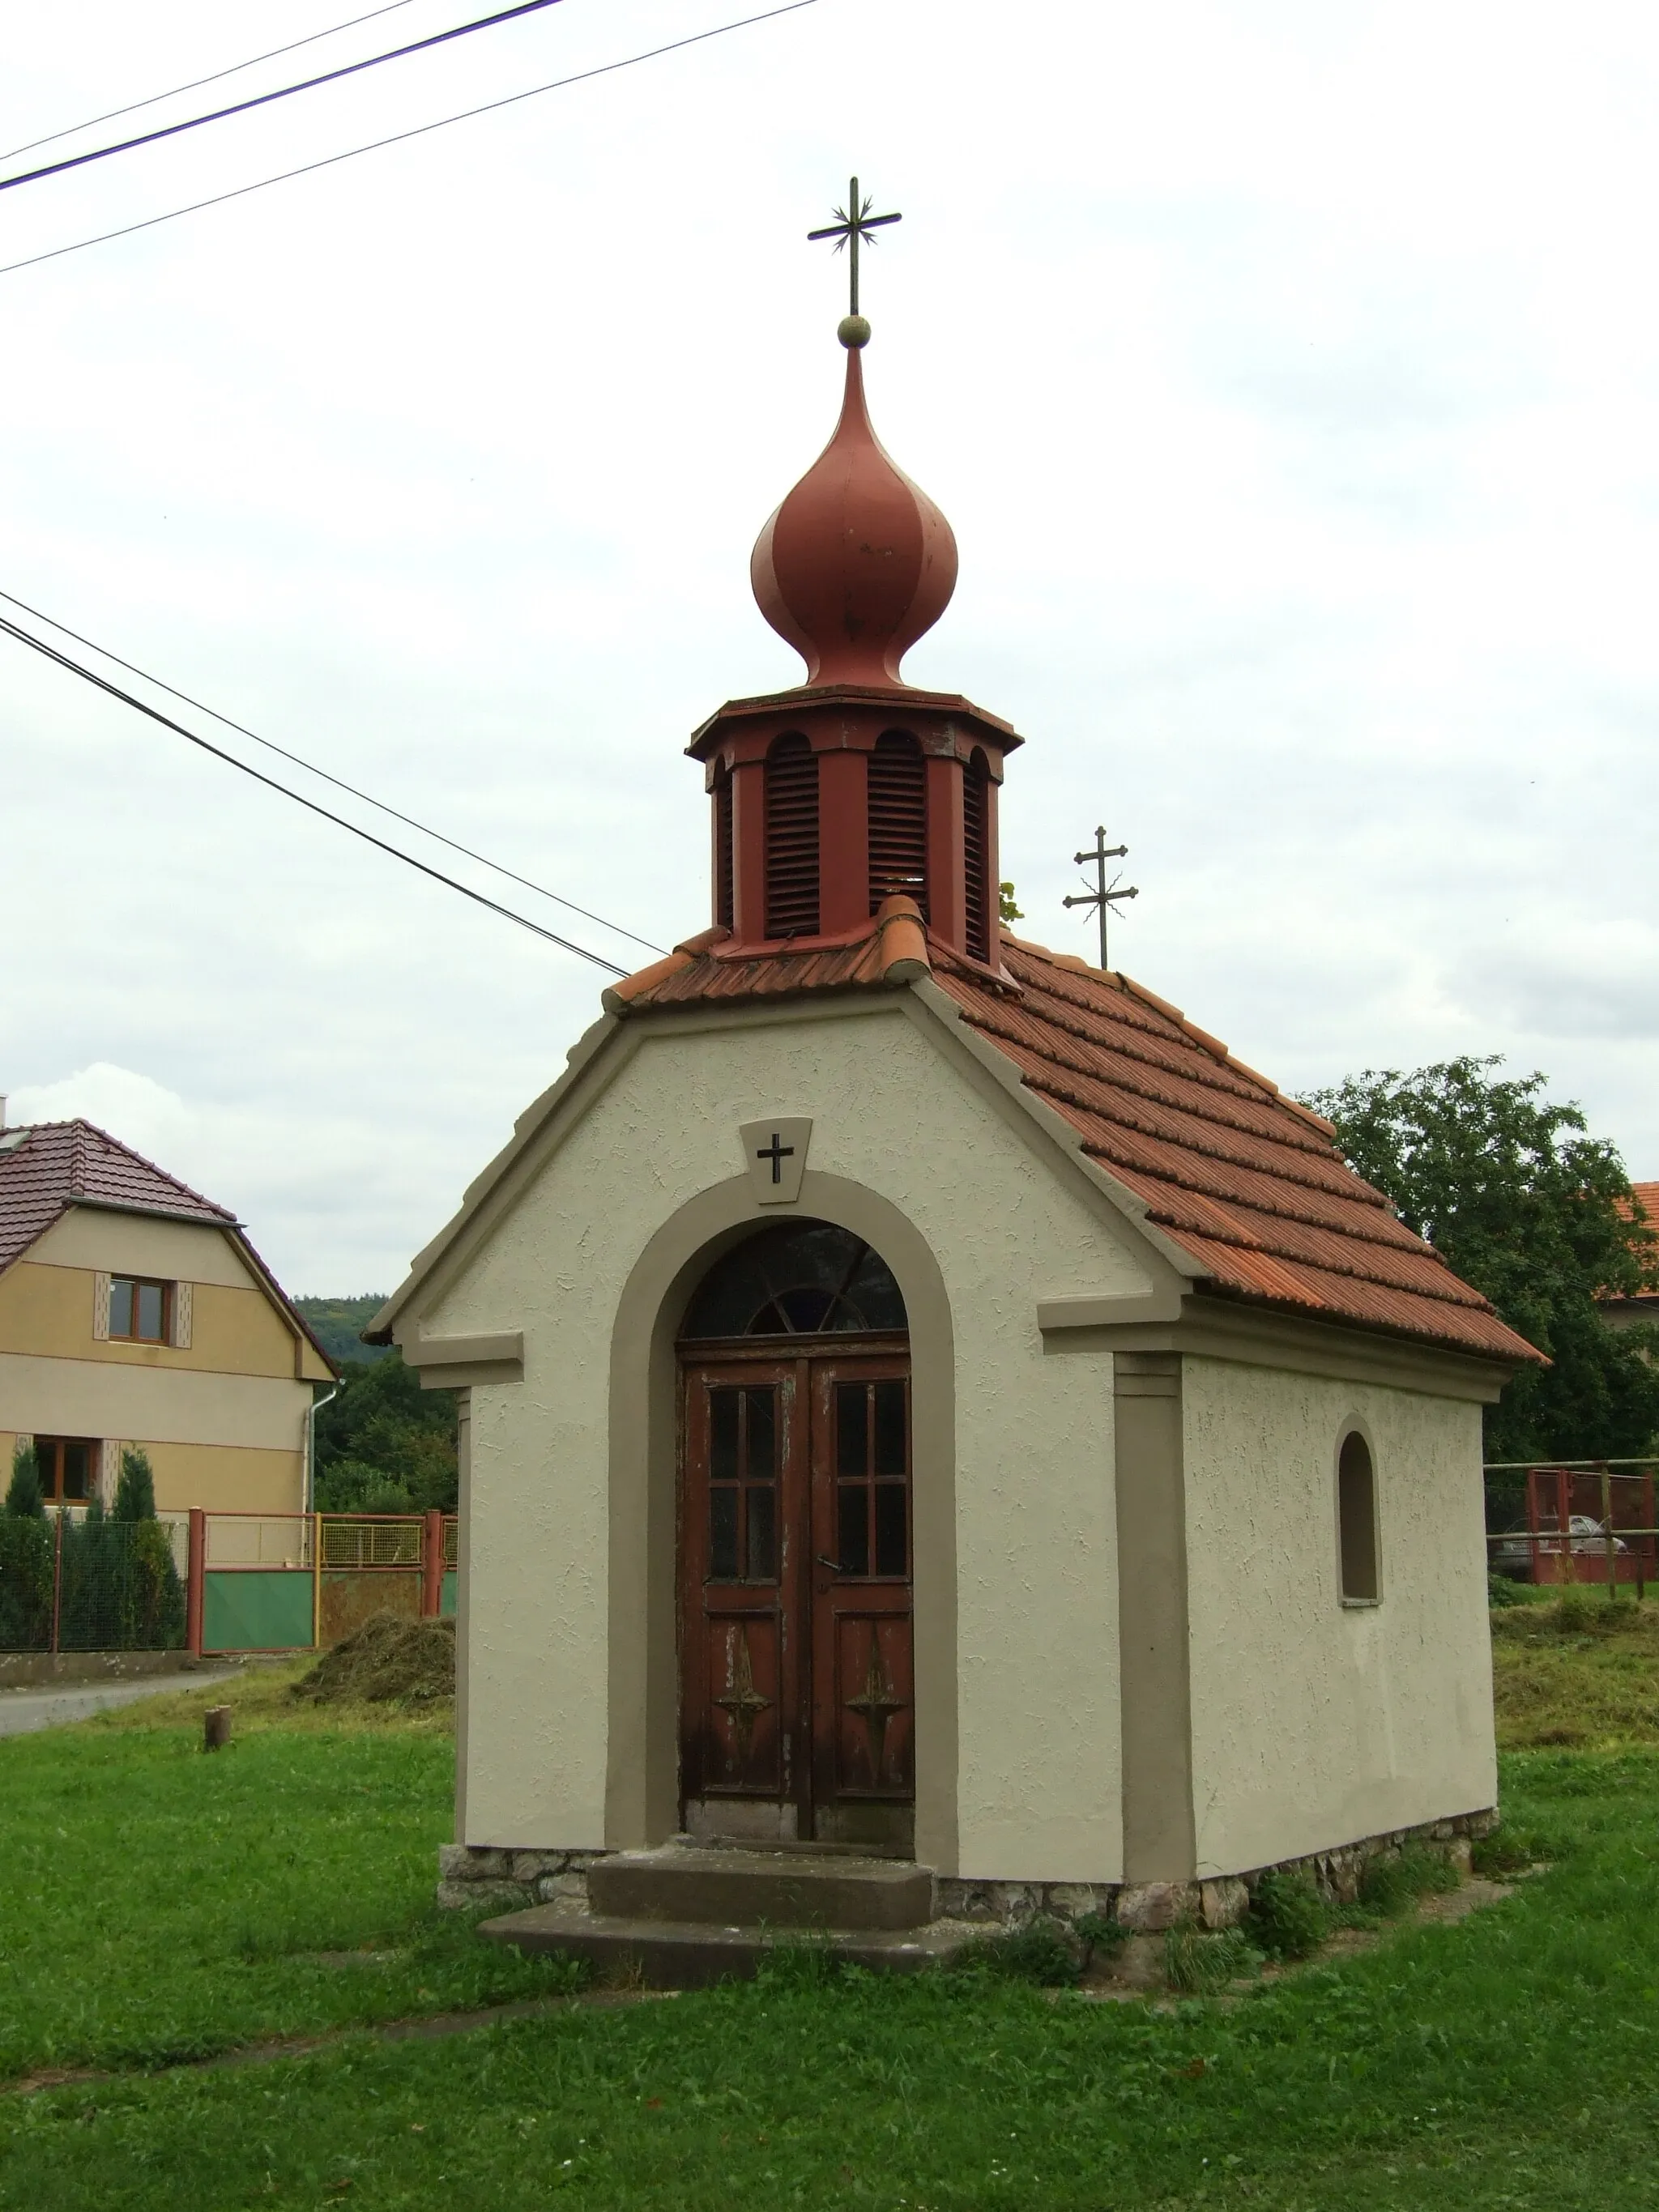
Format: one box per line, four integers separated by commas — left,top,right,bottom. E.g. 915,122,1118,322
750,329,957,689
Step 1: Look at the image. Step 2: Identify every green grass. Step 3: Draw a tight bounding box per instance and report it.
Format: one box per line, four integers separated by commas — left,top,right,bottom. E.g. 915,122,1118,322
6,1653,1659,2206
0,1686,578,2081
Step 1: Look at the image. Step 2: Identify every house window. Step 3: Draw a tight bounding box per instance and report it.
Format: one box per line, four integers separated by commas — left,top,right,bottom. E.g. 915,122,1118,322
110,1276,171,1343
35,1436,98,1504
1337,1430,1380,1604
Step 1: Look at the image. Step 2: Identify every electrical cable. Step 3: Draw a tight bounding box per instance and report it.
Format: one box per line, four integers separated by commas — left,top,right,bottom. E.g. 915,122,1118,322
0,585,666,956
0,2,420,164
0,613,629,976
0,1,817,278
0,0,569,196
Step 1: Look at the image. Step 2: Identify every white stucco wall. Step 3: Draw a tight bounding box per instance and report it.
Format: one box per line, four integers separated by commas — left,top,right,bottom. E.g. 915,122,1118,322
1182,1355,1495,1876
420,999,1153,1880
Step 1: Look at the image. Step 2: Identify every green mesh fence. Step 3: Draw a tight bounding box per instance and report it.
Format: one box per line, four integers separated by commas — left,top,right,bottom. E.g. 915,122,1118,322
0,1515,187,1652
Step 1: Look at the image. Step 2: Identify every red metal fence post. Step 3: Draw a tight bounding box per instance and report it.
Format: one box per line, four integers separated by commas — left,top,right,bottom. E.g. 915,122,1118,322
422,1510,443,1618
186,1508,206,1658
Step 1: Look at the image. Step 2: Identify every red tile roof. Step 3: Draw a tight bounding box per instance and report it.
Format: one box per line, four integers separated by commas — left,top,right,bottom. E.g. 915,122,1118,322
610,909,1542,1366
0,1119,235,1276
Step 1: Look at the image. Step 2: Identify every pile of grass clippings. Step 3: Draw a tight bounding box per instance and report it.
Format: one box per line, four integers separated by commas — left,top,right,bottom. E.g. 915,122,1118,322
1490,1590,1659,1750
289,1612,456,1707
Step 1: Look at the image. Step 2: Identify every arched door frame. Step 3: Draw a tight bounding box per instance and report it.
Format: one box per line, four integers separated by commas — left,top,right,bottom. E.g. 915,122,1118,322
606,1171,958,1871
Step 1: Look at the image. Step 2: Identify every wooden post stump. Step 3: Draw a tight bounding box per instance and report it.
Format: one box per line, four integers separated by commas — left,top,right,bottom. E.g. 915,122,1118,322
203,1705,232,1752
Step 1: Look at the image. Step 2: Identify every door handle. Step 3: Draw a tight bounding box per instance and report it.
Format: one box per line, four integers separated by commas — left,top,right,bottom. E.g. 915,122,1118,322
816,1554,844,1574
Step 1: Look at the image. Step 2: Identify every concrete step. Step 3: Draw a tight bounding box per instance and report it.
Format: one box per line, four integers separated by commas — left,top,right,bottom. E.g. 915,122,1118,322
587,1844,934,1931
480,1900,970,1988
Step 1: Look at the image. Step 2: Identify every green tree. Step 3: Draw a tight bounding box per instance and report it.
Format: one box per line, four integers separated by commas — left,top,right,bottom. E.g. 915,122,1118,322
113,1447,158,1522
5,1444,44,1518
1305,1055,1659,1461
313,1353,458,1514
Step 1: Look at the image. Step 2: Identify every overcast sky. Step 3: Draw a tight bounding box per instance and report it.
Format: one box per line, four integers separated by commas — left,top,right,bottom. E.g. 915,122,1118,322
4,0,1658,1294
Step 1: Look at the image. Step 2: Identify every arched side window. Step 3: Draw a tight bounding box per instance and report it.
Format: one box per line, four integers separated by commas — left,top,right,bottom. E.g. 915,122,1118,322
1337,1430,1380,1604
681,1220,907,1340
963,749,992,963
713,764,734,931
868,731,928,918
765,733,819,938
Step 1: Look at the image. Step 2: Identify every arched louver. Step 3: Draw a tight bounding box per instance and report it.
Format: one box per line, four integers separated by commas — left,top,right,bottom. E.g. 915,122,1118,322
714,766,735,931
964,750,992,962
867,731,928,919
765,733,820,938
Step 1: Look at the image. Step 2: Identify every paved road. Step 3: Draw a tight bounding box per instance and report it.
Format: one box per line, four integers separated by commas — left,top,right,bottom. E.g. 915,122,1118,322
0,1672,235,1738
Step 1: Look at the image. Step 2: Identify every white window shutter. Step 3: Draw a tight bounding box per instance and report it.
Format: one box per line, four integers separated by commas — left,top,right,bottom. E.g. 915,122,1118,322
173,1282,193,1350
100,1439,119,1505
92,1272,111,1341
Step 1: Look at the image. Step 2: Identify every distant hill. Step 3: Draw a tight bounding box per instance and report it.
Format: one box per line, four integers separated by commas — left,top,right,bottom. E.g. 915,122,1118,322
294,1295,393,1367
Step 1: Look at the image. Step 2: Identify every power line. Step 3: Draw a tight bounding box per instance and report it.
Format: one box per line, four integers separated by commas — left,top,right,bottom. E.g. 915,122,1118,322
0,1,817,278
0,2,420,164
0,613,629,976
0,0,569,197
0,586,665,956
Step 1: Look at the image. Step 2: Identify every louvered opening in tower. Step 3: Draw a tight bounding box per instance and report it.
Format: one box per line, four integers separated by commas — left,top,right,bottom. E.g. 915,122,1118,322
714,766,734,931
867,731,928,920
764,734,820,937
964,749,992,963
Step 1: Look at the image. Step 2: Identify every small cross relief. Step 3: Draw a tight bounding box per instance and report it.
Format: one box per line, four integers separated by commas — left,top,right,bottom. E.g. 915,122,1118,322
738,1115,812,1205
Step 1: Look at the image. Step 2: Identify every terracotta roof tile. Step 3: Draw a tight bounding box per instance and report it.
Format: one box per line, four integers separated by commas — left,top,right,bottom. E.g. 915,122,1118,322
611,920,1542,1366
0,1119,236,1276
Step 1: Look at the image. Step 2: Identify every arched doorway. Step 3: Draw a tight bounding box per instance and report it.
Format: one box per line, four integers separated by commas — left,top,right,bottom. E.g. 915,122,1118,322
677,1220,915,1851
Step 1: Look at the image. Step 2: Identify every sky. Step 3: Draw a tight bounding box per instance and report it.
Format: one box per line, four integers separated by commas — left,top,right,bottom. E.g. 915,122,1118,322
3,0,1658,1294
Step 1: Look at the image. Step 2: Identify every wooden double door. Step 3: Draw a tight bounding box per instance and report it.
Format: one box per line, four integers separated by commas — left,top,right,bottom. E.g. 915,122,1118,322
679,1349,914,1850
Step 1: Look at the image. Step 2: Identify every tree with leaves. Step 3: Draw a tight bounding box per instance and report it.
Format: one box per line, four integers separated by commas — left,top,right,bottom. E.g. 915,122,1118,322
1305,1055,1659,1462
313,1352,458,1514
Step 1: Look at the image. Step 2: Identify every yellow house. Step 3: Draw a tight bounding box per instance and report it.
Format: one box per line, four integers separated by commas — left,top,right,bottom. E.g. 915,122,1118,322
0,1115,335,1515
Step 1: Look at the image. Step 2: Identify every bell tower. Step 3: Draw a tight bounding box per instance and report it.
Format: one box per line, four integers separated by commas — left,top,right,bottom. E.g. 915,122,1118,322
686,186,1021,969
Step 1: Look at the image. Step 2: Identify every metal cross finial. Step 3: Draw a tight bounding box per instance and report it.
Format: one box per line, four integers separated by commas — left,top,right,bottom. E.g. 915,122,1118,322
808,175,902,319
1063,825,1140,972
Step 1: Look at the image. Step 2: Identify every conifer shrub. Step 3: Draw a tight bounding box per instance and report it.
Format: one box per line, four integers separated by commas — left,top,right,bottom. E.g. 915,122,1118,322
5,1444,44,1518
1247,1867,1329,1959
113,1447,157,1522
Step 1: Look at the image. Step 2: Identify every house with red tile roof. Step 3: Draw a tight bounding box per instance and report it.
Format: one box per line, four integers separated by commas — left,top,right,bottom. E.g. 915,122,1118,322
1601,1181,1659,1331
372,305,1539,1950
0,1114,335,1515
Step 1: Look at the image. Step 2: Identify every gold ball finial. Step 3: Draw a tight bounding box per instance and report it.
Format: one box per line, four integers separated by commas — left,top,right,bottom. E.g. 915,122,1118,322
838,313,871,349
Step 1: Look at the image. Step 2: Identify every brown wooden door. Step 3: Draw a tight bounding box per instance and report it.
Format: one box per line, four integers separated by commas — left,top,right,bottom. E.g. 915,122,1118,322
680,1351,914,1848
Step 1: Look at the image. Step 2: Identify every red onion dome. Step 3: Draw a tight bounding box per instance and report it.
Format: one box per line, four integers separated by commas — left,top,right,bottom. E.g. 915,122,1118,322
751,332,957,689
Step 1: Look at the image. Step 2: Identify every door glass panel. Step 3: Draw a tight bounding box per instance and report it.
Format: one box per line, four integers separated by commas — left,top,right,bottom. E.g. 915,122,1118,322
710,1388,740,1482
709,1485,739,1580
874,1483,906,1576
62,1443,91,1502
745,1387,775,1478
838,1483,869,1577
836,1382,866,1477
873,1381,906,1477
748,1484,776,1579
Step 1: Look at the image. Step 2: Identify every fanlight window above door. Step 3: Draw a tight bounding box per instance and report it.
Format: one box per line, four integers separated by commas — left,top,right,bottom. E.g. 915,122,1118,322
681,1221,907,1340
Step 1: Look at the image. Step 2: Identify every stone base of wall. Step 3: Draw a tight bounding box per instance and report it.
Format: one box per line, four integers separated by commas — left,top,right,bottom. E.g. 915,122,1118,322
436,1807,1498,1924
435,1844,607,1915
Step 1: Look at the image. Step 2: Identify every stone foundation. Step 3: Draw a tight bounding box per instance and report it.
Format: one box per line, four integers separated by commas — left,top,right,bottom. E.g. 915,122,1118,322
436,1807,1497,1924
436,1844,606,1915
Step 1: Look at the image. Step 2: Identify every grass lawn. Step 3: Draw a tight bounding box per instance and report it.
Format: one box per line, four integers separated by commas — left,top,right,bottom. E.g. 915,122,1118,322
0,1664,580,2081
3,1620,1659,2208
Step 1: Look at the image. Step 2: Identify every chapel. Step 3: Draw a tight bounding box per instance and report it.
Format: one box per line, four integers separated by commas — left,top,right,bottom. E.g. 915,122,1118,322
372,278,1539,1968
